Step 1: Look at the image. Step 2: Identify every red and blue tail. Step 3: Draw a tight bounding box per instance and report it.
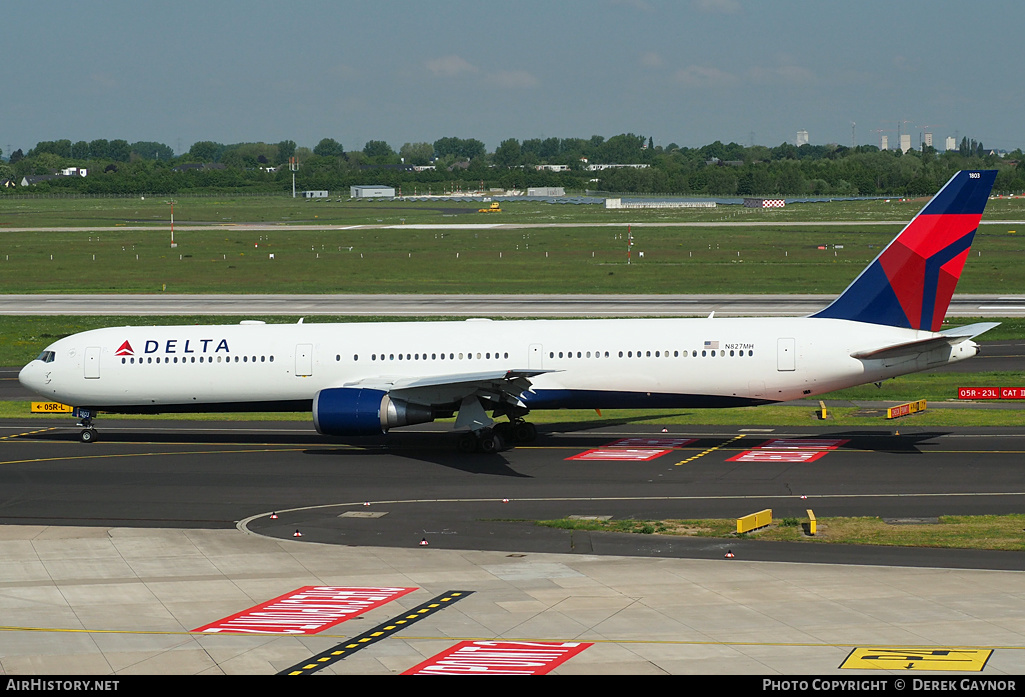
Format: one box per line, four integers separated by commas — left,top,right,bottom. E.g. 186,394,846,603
812,170,997,331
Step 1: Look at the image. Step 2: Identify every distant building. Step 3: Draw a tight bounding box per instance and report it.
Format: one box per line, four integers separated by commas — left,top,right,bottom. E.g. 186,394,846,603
796,130,809,146
899,134,912,153
20,175,58,186
923,133,933,148
584,163,650,171
527,187,565,197
359,163,415,172
535,164,569,172
881,135,889,151
300,190,329,199
350,185,395,198
945,136,957,151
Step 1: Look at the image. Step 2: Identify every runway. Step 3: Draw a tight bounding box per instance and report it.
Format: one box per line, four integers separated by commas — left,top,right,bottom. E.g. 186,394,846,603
2,419,1025,675
3,419,1025,567
2,293,1025,317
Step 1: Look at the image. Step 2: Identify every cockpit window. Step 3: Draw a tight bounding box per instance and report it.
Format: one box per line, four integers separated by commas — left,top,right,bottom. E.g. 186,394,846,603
35,351,56,363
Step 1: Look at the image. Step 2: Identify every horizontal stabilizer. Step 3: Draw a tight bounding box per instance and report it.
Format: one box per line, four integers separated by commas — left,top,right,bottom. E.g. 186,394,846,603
939,321,1000,339
850,322,998,361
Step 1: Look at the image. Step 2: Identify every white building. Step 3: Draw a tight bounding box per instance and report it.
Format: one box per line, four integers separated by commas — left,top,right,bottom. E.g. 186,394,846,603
350,185,395,198
946,136,957,151
899,134,912,153
584,163,650,171
796,130,809,146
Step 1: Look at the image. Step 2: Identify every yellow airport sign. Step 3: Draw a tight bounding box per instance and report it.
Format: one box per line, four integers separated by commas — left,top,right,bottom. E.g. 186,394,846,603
31,402,74,414
887,399,927,419
841,647,992,671
736,508,772,534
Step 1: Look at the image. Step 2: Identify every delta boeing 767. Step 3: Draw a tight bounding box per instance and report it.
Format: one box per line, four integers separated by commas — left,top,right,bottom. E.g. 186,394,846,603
19,170,999,451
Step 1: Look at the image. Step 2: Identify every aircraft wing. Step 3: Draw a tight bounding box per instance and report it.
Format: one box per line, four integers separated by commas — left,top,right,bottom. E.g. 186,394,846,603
850,322,1000,361
340,369,553,407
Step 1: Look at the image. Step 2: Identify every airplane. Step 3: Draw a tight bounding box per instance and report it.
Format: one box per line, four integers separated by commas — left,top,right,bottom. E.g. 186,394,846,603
19,169,999,451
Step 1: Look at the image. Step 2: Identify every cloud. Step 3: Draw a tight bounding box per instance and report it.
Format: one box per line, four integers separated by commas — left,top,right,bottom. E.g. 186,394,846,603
425,55,480,77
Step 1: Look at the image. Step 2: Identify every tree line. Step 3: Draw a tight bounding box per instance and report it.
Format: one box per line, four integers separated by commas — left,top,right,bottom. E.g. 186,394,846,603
1,133,1023,197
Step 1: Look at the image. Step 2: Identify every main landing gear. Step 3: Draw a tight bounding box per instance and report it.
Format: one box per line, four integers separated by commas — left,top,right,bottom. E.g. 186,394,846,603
76,409,98,443
456,419,538,454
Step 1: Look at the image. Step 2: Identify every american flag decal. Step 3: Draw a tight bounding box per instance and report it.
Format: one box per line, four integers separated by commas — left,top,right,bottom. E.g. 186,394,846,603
703,340,719,349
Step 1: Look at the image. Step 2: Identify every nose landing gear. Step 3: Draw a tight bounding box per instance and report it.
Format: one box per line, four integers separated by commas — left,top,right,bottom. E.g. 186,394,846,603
75,408,98,443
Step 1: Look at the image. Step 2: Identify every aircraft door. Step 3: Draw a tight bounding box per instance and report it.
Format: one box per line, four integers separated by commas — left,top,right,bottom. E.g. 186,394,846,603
295,344,313,377
777,338,796,371
528,344,543,370
84,347,101,379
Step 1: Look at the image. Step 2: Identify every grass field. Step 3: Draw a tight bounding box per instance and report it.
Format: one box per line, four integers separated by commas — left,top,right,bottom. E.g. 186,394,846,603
4,191,1025,226
3,401,1023,427
535,515,1025,551
2,195,1024,294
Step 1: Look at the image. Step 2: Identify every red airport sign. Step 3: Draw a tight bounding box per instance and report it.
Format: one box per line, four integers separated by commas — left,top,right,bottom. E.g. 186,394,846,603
958,387,1025,400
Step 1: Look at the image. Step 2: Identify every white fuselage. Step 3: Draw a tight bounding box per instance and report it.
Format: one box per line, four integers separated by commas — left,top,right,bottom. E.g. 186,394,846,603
18,316,978,414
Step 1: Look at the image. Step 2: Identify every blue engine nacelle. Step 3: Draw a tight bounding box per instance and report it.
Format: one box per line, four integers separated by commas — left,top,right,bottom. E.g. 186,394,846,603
313,388,435,436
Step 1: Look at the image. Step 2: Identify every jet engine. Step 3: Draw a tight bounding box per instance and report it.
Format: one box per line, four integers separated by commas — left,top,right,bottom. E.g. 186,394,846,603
313,388,435,436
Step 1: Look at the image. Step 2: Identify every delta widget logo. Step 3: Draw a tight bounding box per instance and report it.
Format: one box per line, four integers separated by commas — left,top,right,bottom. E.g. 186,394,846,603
115,341,134,356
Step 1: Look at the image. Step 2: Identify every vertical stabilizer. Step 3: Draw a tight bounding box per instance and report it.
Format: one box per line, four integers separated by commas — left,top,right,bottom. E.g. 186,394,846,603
812,170,996,331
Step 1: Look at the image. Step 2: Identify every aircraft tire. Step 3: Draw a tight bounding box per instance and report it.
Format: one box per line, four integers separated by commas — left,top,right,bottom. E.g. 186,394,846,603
457,432,478,453
80,429,97,444
478,430,504,454
513,422,537,443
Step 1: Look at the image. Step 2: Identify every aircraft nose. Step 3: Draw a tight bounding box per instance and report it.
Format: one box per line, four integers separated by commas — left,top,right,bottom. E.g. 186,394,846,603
19,361,45,393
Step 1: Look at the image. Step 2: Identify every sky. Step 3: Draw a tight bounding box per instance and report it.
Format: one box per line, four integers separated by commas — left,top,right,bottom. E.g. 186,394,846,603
4,0,1023,156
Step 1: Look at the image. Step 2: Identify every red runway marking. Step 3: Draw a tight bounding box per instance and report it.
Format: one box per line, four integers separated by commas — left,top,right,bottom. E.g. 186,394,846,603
755,438,849,450
403,640,592,675
606,437,697,448
728,437,849,463
194,586,417,635
567,448,671,461
727,449,831,463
